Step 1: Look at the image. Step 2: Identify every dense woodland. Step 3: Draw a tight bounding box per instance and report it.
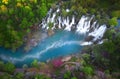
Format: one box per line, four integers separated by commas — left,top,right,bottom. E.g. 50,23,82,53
0,0,56,50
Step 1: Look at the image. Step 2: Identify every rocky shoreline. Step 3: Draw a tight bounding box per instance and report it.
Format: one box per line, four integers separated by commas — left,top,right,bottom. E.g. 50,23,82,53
23,28,55,52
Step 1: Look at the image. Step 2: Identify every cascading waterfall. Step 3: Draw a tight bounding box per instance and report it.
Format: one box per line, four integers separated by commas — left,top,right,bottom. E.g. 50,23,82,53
0,7,107,67
40,8,107,44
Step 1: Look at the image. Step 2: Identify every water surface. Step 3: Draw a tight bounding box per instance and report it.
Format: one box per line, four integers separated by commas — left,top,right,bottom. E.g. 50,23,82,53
0,30,84,67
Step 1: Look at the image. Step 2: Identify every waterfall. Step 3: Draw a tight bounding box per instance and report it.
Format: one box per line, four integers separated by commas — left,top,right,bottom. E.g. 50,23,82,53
0,7,107,66
39,8,107,45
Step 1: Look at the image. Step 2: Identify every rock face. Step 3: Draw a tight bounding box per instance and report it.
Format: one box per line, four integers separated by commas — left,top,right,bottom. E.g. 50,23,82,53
47,29,55,36
24,31,48,52
41,7,107,45
85,36,94,42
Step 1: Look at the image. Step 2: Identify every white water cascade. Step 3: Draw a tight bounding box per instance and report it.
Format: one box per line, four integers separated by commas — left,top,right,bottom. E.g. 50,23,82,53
40,8,107,45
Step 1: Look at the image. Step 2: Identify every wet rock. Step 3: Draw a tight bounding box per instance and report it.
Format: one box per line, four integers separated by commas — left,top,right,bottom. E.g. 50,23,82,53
24,45,31,52
47,29,55,36
85,36,94,41
62,56,72,62
71,25,76,31
24,31,48,52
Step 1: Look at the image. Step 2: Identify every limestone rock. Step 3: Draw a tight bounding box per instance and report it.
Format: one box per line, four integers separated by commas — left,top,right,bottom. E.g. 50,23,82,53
47,29,54,36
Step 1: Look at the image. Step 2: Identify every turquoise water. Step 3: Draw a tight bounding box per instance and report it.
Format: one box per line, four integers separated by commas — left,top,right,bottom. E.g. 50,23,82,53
118,19,120,27
0,30,84,67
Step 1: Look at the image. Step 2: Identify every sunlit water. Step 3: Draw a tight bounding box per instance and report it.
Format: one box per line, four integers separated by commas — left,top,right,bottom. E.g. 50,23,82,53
0,30,84,67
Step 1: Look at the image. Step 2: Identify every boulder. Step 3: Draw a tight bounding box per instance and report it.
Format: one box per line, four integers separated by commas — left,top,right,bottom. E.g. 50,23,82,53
47,29,54,36
85,36,94,41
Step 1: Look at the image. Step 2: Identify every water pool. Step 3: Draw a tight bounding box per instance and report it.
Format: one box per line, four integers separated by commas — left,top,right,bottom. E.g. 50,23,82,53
0,30,84,67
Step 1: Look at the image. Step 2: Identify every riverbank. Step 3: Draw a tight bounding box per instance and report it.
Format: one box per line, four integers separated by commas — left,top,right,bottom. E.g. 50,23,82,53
0,52,119,79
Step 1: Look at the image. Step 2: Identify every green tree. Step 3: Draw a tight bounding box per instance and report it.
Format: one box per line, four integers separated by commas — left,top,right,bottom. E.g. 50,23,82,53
0,73,12,79
14,73,24,79
64,71,71,79
4,62,15,73
31,59,39,68
82,66,94,75
109,17,118,27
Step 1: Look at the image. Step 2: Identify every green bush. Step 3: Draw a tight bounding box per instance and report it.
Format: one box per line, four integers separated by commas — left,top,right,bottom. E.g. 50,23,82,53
71,77,77,79
64,71,71,79
31,59,39,68
109,17,118,27
0,73,12,79
4,62,15,74
14,73,24,79
111,10,120,18
82,66,94,75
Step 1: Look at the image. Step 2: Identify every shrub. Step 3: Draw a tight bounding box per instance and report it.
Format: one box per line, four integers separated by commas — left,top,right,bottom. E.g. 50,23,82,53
31,59,39,68
14,73,24,79
111,10,120,18
82,66,94,75
4,62,15,74
109,17,118,27
64,71,71,79
52,58,63,68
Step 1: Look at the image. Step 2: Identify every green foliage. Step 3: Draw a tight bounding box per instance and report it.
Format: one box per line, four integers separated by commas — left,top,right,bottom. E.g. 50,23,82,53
48,22,54,29
71,57,77,62
0,0,56,50
102,41,115,54
91,28,120,72
82,66,94,75
14,73,24,79
111,11,120,18
104,29,116,40
4,62,15,74
0,61,4,71
109,17,118,27
90,9,96,14
34,74,51,79
0,73,12,79
71,77,77,79
62,9,68,17
31,59,39,68
82,54,90,61
64,71,71,79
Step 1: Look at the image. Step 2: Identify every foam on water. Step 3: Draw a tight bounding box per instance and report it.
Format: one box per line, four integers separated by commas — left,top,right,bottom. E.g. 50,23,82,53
40,8,107,43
